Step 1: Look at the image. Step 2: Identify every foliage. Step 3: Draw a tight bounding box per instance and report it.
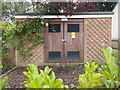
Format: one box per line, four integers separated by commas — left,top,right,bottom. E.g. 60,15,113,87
0,76,8,89
77,62,102,88
94,2,117,12
2,18,46,58
35,1,117,16
77,45,119,88
23,64,68,88
99,45,120,88
36,1,96,16
1,21,16,54
1,1,117,21
0,21,16,73
2,2,32,21
0,62,2,73
0,62,8,89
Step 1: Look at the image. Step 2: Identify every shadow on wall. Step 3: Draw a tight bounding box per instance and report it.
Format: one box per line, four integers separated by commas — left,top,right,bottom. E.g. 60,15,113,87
112,40,119,49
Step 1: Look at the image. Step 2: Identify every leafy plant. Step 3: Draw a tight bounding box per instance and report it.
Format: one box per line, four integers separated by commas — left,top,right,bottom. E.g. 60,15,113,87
23,64,68,88
0,63,8,89
99,45,120,88
0,76,8,90
77,62,102,88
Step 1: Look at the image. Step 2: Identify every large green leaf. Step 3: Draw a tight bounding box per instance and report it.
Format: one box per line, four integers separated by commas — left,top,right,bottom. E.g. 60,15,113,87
53,79,63,88
0,76,8,89
44,66,52,75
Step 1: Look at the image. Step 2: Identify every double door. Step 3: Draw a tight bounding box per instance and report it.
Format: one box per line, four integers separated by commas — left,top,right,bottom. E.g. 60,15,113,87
45,20,84,63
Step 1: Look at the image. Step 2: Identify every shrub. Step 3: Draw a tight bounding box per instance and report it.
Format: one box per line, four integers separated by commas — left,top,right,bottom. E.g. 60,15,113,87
0,63,8,89
0,77,8,89
23,64,68,88
99,46,120,88
77,62,102,88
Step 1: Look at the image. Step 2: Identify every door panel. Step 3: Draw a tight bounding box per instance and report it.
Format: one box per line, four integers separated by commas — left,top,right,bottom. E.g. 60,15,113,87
48,33,62,51
45,21,83,63
65,33,80,51
64,22,83,61
45,22,64,62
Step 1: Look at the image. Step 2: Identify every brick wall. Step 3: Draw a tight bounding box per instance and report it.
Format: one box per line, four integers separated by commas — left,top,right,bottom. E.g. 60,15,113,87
84,18,112,63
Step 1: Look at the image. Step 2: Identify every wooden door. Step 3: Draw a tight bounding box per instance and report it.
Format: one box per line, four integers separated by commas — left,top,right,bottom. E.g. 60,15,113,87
45,22,64,62
45,20,83,63
64,22,84,62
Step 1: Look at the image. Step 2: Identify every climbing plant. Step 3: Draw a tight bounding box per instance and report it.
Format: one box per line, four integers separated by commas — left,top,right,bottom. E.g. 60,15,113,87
3,18,47,58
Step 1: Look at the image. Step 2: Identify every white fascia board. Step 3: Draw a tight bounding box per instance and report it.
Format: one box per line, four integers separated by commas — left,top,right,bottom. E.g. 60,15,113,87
57,15,113,18
15,15,113,19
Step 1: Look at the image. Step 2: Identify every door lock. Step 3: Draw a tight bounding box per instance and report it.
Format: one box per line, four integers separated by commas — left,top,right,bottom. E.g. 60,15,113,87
62,39,66,42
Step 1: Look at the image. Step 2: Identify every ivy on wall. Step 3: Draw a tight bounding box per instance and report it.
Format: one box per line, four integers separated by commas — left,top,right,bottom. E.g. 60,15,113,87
3,18,47,58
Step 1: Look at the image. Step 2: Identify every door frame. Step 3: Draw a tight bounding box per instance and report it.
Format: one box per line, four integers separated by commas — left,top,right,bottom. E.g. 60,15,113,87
44,19,84,63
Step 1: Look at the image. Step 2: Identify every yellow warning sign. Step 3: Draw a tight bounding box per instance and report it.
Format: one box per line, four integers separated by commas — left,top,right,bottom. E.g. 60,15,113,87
71,32,75,38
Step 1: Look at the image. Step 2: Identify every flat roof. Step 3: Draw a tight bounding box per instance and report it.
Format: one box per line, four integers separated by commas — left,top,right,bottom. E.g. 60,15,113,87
15,12,114,16
14,12,114,19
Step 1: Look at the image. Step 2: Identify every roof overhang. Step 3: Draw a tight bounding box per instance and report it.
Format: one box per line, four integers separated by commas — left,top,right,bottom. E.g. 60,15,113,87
14,12,114,19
